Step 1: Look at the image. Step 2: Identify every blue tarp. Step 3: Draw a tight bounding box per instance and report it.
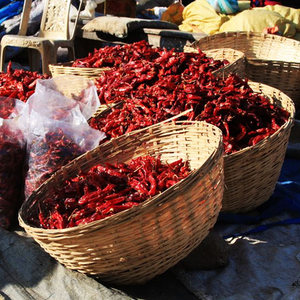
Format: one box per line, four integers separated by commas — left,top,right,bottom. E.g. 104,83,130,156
0,0,24,25
219,156,300,237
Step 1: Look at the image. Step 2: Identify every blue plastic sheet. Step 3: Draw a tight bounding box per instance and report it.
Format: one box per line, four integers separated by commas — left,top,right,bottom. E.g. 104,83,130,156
0,0,24,25
219,157,300,237
0,0,13,9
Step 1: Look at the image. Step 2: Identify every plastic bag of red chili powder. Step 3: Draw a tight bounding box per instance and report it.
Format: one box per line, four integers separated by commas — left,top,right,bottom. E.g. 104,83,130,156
0,98,26,229
24,112,106,200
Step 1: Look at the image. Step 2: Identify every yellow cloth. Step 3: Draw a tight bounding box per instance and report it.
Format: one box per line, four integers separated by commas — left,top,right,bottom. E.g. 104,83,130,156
263,4,300,32
179,1,300,40
179,0,230,35
219,8,296,38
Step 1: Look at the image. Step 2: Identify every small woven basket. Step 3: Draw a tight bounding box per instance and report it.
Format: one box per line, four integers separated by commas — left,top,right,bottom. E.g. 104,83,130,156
191,31,300,109
41,74,95,99
184,47,245,78
222,81,295,213
19,120,224,285
49,61,110,79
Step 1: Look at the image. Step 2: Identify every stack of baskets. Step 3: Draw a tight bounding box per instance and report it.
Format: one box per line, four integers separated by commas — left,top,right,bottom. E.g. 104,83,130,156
191,31,300,110
19,120,224,285
18,38,296,285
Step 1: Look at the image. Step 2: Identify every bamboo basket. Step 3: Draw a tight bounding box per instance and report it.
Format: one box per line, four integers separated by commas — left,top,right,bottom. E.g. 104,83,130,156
49,61,110,79
50,48,245,80
185,47,245,78
88,48,245,115
19,120,224,285
191,31,300,109
222,81,295,213
41,74,96,99
89,81,295,213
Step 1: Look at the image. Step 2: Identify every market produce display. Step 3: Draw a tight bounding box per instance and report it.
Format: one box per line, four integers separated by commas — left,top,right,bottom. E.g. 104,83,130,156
0,61,50,102
25,127,95,199
91,41,230,105
29,155,191,229
19,120,224,284
0,98,26,229
87,42,290,154
72,40,161,68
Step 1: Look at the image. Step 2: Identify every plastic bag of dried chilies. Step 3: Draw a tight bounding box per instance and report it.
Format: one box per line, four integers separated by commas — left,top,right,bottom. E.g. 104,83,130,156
0,97,27,229
22,77,106,200
25,75,101,121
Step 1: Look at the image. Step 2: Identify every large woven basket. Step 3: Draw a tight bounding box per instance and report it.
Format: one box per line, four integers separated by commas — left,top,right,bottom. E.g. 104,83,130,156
222,81,295,213
191,31,300,109
185,47,245,78
18,120,224,285
50,48,245,80
49,61,110,79
89,81,295,213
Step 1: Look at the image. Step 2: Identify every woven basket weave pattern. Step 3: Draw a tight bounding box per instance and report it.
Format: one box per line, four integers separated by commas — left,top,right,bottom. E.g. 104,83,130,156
192,31,300,109
49,62,109,79
19,121,224,285
222,81,295,213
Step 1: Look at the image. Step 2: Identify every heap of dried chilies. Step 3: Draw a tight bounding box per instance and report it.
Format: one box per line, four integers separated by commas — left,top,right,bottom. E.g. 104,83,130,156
0,61,50,102
0,123,26,229
25,128,89,199
30,155,191,229
88,42,289,154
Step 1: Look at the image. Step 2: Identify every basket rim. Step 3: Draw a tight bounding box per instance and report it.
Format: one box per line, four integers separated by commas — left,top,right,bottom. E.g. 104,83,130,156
19,120,223,234
194,31,300,62
49,61,110,71
197,31,300,44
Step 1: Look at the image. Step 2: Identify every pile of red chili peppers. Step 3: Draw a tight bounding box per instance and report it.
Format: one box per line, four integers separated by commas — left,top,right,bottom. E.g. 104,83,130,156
77,40,229,105
0,61,50,102
25,128,88,199
30,155,191,229
0,123,26,229
87,42,290,154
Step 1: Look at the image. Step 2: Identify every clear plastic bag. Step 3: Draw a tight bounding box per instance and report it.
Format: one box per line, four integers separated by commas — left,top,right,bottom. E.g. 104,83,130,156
26,75,101,122
23,77,106,199
24,114,106,199
0,98,27,229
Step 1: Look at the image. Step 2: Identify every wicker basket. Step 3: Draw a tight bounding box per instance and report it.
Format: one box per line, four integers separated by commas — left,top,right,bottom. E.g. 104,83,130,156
185,47,245,78
222,81,295,213
50,48,245,80
89,81,295,213
40,74,96,99
19,120,224,285
49,61,110,79
191,31,300,109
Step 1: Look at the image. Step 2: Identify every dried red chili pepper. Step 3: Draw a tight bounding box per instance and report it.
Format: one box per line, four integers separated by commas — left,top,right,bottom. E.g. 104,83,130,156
29,155,192,229
25,128,88,199
90,71,289,154
0,61,50,102
0,122,26,229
